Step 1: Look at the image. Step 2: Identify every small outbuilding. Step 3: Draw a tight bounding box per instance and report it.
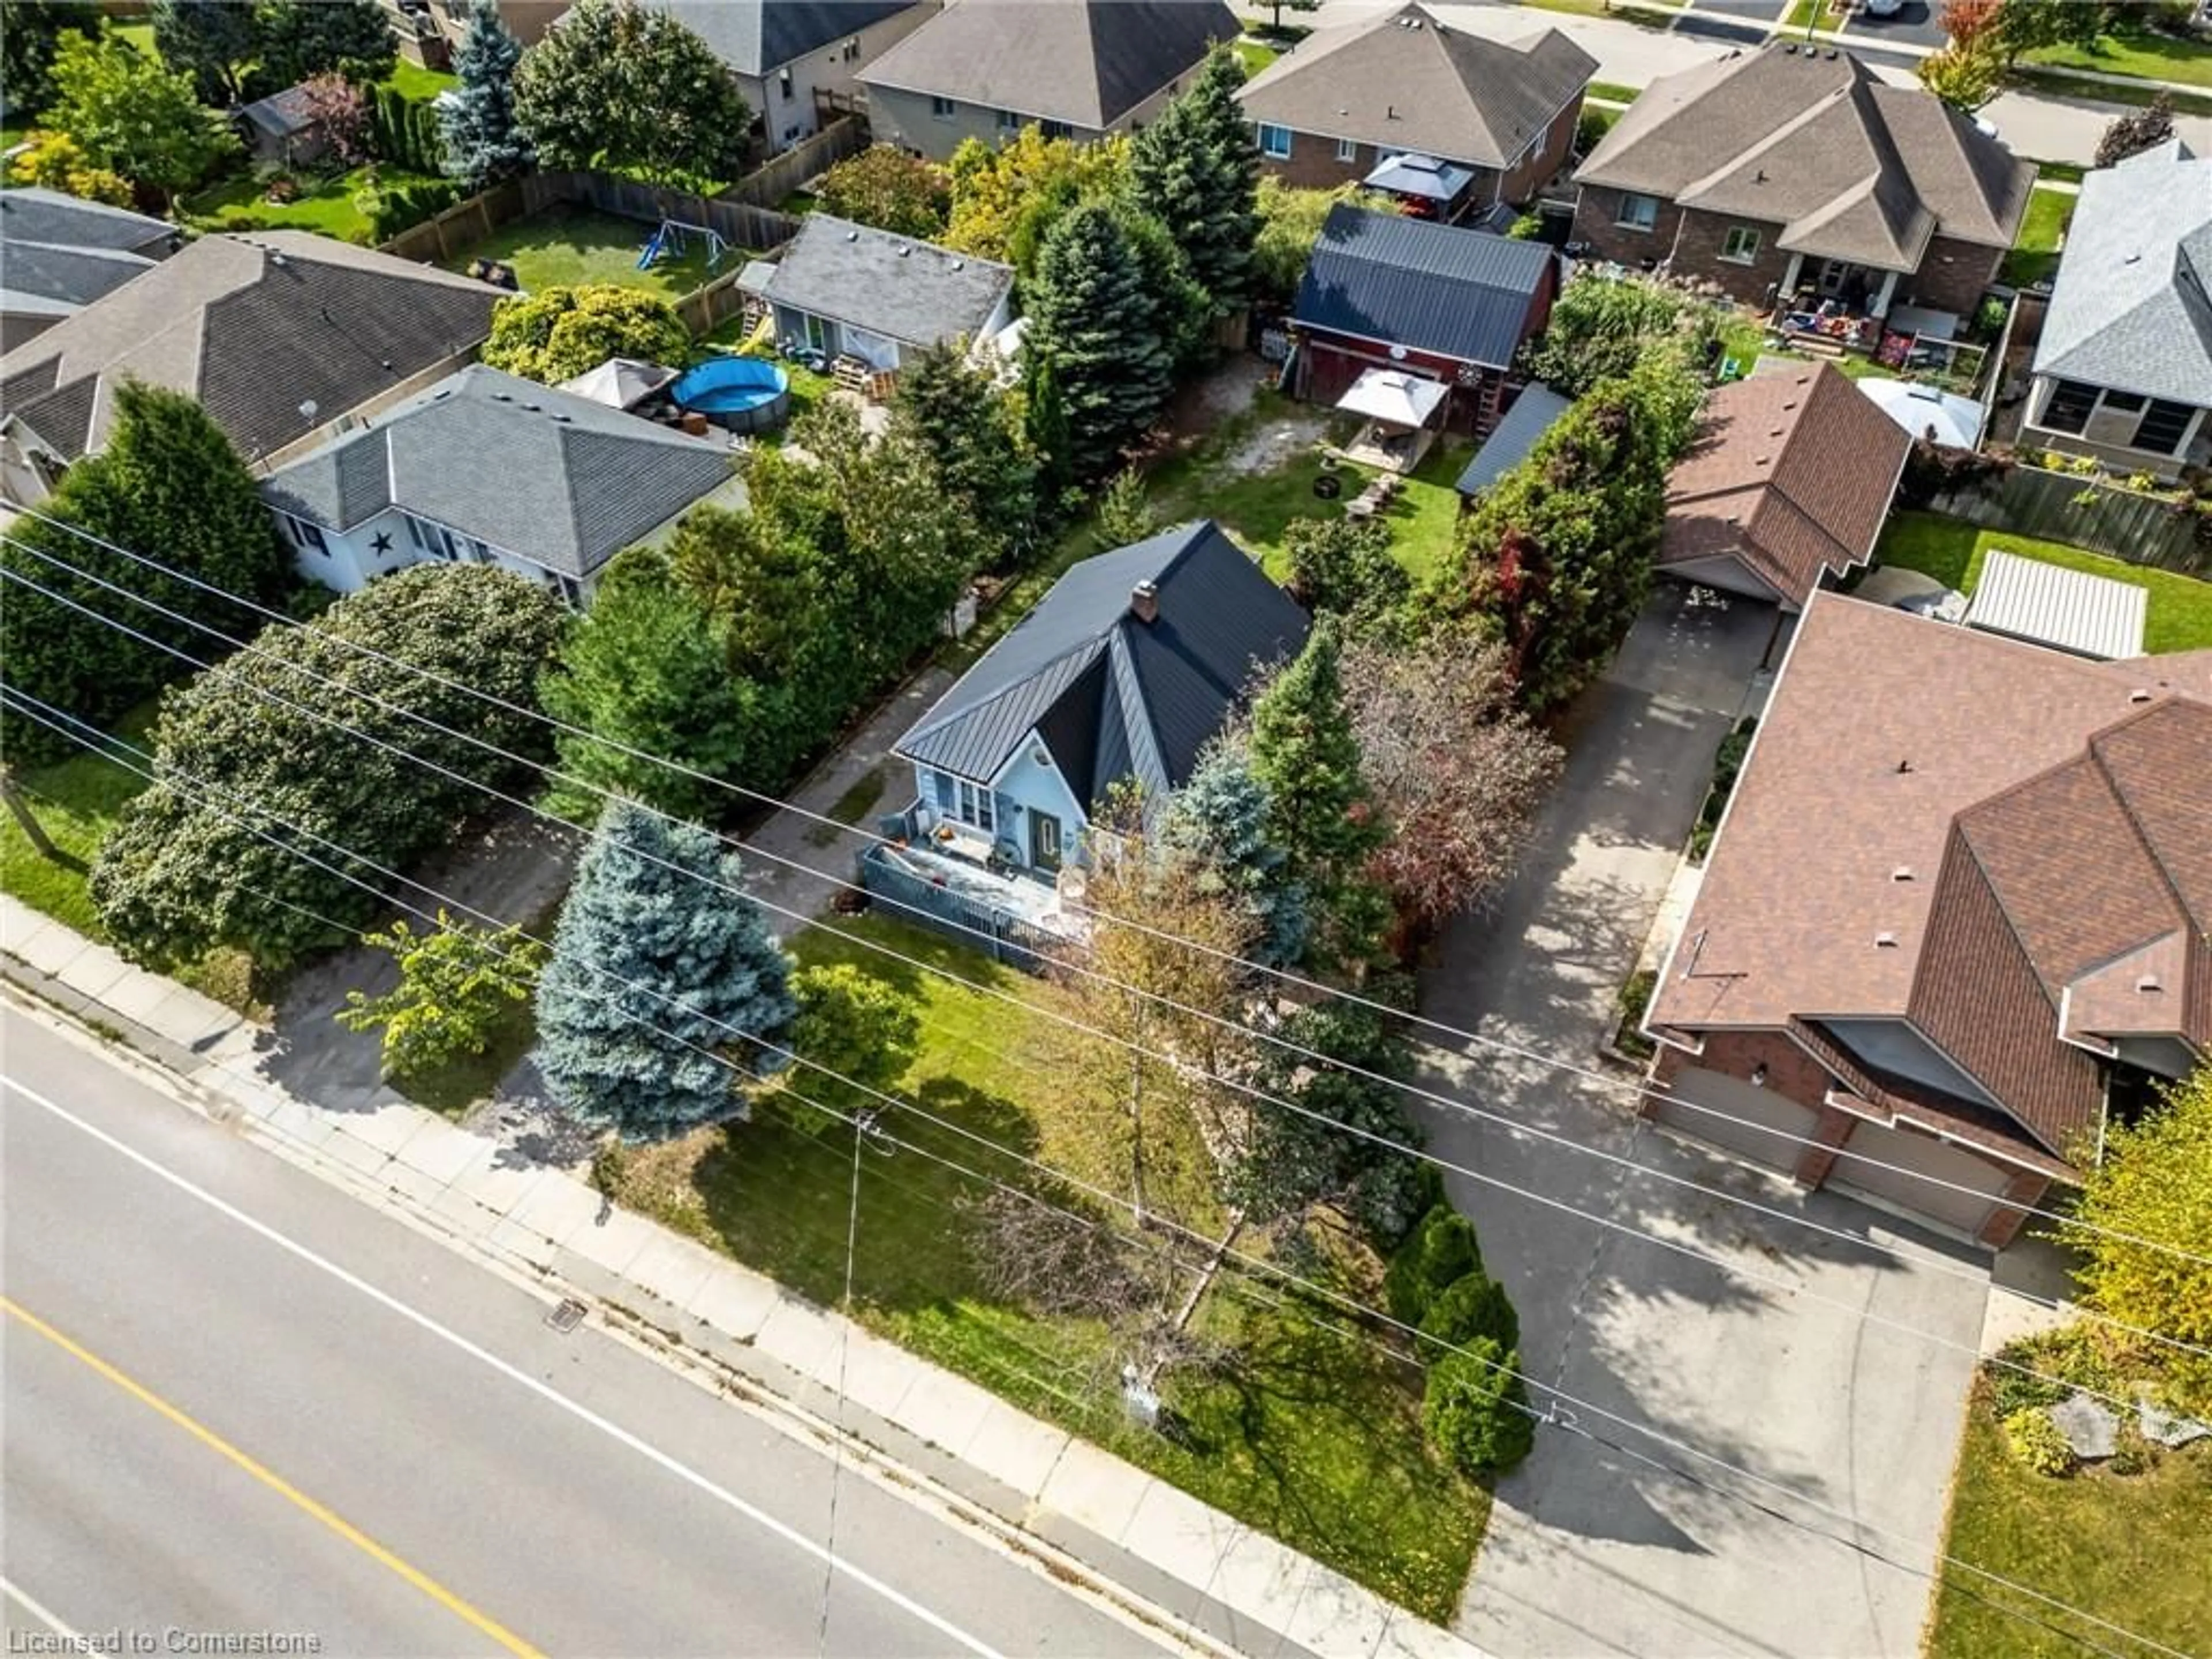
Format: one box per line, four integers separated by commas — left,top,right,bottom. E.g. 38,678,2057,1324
237,84,332,167
1455,382,1570,501
1965,550,2148,661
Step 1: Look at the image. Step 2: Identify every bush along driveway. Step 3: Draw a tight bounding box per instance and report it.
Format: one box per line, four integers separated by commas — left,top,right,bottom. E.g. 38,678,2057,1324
1412,585,1998,1657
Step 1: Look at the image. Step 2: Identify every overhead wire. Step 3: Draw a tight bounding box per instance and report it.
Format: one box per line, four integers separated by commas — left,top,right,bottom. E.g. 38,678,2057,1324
5,507,2166,1248
0,688,2186,1659
2,528,2199,1282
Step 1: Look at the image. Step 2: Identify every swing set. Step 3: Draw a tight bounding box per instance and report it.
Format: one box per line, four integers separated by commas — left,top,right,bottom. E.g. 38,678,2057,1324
637,218,729,272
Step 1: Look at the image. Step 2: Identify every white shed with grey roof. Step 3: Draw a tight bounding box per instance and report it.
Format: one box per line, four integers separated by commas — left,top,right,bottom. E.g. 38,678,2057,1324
1965,550,2147,661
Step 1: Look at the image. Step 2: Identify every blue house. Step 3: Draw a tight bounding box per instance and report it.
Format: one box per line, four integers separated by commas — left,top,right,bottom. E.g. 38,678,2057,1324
882,521,1309,923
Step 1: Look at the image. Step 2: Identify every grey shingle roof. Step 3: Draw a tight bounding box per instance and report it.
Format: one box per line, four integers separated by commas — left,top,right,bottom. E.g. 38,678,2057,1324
897,521,1309,806
1238,3,1594,170
0,188,176,257
1293,204,1553,368
1575,44,2029,264
260,365,733,579
637,0,922,76
1456,382,1569,495
763,214,1012,349
1,241,157,315
2031,139,2212,407
0,231,502,464
239,84,321,138
858,0,1238,130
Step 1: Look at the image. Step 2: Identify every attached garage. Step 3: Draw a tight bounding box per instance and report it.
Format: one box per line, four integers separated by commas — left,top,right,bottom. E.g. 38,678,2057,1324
1656,1066,1821,1175
1827,1117,2014,1239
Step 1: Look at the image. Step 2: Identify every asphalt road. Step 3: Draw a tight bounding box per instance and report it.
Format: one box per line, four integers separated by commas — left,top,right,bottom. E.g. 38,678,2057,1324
0,1006,1170,1659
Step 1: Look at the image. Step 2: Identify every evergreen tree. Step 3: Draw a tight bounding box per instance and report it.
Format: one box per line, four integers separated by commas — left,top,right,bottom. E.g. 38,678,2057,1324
1024,201,1173,481
151,0,259,105
536,800,797,1141
889,342,1036,571
1246,618,1388,960
539,555,756,823
1,381,291,764
440,0,532,188
255,0,397,86
1127,44,1260,322
1160,745,1306,967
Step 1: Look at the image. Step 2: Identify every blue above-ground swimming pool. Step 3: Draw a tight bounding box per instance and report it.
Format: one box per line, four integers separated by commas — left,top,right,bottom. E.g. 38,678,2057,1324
671,355,792,434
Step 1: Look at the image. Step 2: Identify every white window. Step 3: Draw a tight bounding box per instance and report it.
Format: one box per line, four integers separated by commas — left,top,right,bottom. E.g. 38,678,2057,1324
927,770,995,833
1721,225,1762,264
1335,136,1357,162
1615,192,1658,232
930,94,956,119
995,107,1020,132
1257,123,1292,160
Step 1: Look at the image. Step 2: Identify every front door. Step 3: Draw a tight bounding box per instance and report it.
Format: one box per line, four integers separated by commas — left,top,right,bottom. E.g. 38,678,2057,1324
1029,811,1062,872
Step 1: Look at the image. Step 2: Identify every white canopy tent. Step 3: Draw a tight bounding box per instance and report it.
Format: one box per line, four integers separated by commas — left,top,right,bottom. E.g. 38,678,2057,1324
556,357,678,411
1334,367,1448,472
1855,376,1986,449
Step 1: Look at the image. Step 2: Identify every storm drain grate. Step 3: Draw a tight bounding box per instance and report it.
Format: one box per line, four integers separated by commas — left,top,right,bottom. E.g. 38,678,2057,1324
546,1297,588,1334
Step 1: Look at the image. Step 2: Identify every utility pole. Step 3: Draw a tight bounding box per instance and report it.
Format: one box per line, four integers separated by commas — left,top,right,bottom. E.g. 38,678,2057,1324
0,767,60,861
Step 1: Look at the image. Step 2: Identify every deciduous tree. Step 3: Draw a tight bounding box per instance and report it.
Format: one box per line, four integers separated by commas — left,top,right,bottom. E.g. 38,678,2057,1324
1340,628,1560,935
817,144,951,240
89,567,565,970
945,125,1127,271
536,798,797,1141
2057,1067,2212,1410
294,73,369,166
1916,42,2005,111
1519,272,1722,399
440,0,533,188
789,962,921,1107
255,0,397,86
0,382,290,765
1127,44,1260,322
539,552,756,823
1,0,100,119
1252,179,1392,302
7,128,134,205
2094,91,2176,168
338,910,548,1082
1282,514,1408,631
513,0,748,191
481,284,690,383
151,0,259,105
43,29,238,207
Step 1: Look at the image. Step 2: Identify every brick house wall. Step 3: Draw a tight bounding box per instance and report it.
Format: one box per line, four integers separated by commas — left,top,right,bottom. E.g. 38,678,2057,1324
1898,233,2003,316
1666,209,1796,306
1568,183,1685,269
1496,94,1585,206
1256,90,1584,208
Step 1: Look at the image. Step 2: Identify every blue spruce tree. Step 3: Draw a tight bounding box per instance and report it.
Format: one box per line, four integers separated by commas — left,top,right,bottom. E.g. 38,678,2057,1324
440,0,532,191
1161,745,1307,968
536,800,796,1141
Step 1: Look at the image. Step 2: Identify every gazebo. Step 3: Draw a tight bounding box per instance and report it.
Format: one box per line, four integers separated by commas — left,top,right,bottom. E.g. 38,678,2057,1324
1362,152,1476,221
1334,366,1448,472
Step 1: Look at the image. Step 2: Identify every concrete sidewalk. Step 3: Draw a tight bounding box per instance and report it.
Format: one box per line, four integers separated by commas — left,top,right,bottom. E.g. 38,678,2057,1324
0,894,1484,1659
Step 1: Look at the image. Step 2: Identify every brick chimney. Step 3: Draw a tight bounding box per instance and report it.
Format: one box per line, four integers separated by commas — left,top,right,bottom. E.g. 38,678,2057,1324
1130,579,1160,624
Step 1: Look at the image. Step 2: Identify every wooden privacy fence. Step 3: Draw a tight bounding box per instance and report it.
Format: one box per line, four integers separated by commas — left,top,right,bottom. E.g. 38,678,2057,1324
718,118,866,210
1929,465,2207,574
376,171,798,267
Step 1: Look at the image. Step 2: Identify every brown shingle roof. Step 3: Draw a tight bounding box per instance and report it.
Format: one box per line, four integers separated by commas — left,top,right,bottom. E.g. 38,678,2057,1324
1236,3,1595,171
0,231,502,465
1651,595,2212,1165
1574,44,2030,266
1659,361,1908,608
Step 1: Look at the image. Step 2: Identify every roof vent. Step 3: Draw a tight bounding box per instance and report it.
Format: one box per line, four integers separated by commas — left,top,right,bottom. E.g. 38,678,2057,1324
896,244,910,257
271,251,289,267
1896,757,1914,774
1891,866,1915,881
1770,426,1785,438
1130,579,1160,624
1874,931,1900,948
1753,454,1771,467
2137,973,2164,994
2128,688,2153,703
951,259,964,270
522,402,540,412
846,229,859,241
550,412,572,423
491,392,513,402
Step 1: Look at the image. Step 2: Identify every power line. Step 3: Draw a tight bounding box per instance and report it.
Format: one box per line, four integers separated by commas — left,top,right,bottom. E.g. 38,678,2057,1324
5,510,2154,1247
2,532,2194,1275
1,691,2183,1659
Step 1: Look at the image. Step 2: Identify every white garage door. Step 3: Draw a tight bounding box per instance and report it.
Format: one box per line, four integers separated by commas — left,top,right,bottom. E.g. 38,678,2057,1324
1657,1066,1820,1175
1830,1118,2013,1240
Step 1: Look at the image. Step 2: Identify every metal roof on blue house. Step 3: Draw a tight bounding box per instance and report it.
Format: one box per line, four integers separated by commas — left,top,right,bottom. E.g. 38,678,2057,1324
896,522,1310,808
1293,204,1555,370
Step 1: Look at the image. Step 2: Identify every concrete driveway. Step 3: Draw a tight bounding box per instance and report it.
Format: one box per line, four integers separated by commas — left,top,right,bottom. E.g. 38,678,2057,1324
1416,588,1994,1657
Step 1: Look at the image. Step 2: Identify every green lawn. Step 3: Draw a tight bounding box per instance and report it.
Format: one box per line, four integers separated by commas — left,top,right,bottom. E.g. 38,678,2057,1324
2012,67,2212,118
445,206,730,299
610,914,1488,1619
1234,38,1281,76
1926,1382,2212,1658
2024,25,2212,89
2000,185,2073,289
1587,80,1641,105
0,700,263,1014
381,59,459,103
1876,512,2212,654
2028,158,2088,185
183,164,445,245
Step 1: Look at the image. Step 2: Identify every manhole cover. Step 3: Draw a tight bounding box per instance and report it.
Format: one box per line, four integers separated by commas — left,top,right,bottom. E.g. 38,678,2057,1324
546,1297,587,1334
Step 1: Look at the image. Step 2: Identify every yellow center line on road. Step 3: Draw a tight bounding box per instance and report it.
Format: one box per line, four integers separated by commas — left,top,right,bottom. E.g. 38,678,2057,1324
1,1295,545,1659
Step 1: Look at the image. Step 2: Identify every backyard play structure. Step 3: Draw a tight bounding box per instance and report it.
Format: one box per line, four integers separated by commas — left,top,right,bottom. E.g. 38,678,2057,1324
638,217,729,272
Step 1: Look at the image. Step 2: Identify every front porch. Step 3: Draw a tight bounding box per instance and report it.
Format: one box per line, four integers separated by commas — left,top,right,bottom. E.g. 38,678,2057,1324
856,820,1088,970
1767,255,1924,359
